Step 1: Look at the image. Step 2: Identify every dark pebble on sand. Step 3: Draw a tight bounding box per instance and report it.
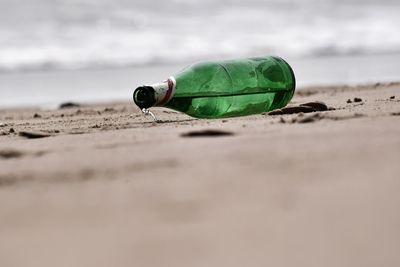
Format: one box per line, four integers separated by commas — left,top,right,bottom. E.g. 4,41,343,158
269,105,315,115
0,149,24,159
9,128,15,133
390,96,395,100
347,99,352,103
181,129,234,137
33,113,42,118
353,97,362,102
19,131,52,139
59,102,81,109
299,101,328,111
269,101,329,116
103,108,116,112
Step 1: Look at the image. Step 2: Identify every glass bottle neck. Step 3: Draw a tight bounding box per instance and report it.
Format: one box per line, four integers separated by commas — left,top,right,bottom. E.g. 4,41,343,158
152,77,176,106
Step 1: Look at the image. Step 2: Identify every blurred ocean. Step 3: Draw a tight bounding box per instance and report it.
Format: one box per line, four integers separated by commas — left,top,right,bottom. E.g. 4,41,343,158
1,0,400,72
0,0,399,107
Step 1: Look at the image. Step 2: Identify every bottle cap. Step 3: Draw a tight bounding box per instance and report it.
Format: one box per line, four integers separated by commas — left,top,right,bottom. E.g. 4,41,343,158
133,86,157,109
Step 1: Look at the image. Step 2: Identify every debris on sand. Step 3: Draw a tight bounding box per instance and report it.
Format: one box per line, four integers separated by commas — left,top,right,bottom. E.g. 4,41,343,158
268,106,315,115
181,129,234,137
299,101,328,111
0,149,24,159
19,131,52,139
59,102,81,109
268,101,329,115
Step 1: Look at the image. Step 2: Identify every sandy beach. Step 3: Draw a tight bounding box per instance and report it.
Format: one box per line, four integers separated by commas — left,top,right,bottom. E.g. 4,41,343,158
0,82,399,267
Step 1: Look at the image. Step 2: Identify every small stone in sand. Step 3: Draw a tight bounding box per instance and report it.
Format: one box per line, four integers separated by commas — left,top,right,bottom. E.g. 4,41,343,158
0,149,24,159
299,101,328,111
268,105,315,115
353,97,362,102
19,131,52,139
181,129,234,137
347,99,352,103
271,101,329,115
33,113,42,118
103,108,116,113
9,128,15,133
390,96,395,100
59,102,81,109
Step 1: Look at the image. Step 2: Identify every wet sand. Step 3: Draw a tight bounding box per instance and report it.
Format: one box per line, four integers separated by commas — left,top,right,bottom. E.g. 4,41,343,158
0,82,399,267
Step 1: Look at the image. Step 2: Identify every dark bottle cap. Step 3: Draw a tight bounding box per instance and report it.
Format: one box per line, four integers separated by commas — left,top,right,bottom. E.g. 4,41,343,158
133,86,157,109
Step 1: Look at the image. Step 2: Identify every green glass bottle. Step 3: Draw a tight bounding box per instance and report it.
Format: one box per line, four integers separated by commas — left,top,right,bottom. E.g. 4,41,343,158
133,56,295,119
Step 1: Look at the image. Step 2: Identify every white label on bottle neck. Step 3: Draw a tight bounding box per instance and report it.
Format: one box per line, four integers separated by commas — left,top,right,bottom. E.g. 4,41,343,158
153,76,176,106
